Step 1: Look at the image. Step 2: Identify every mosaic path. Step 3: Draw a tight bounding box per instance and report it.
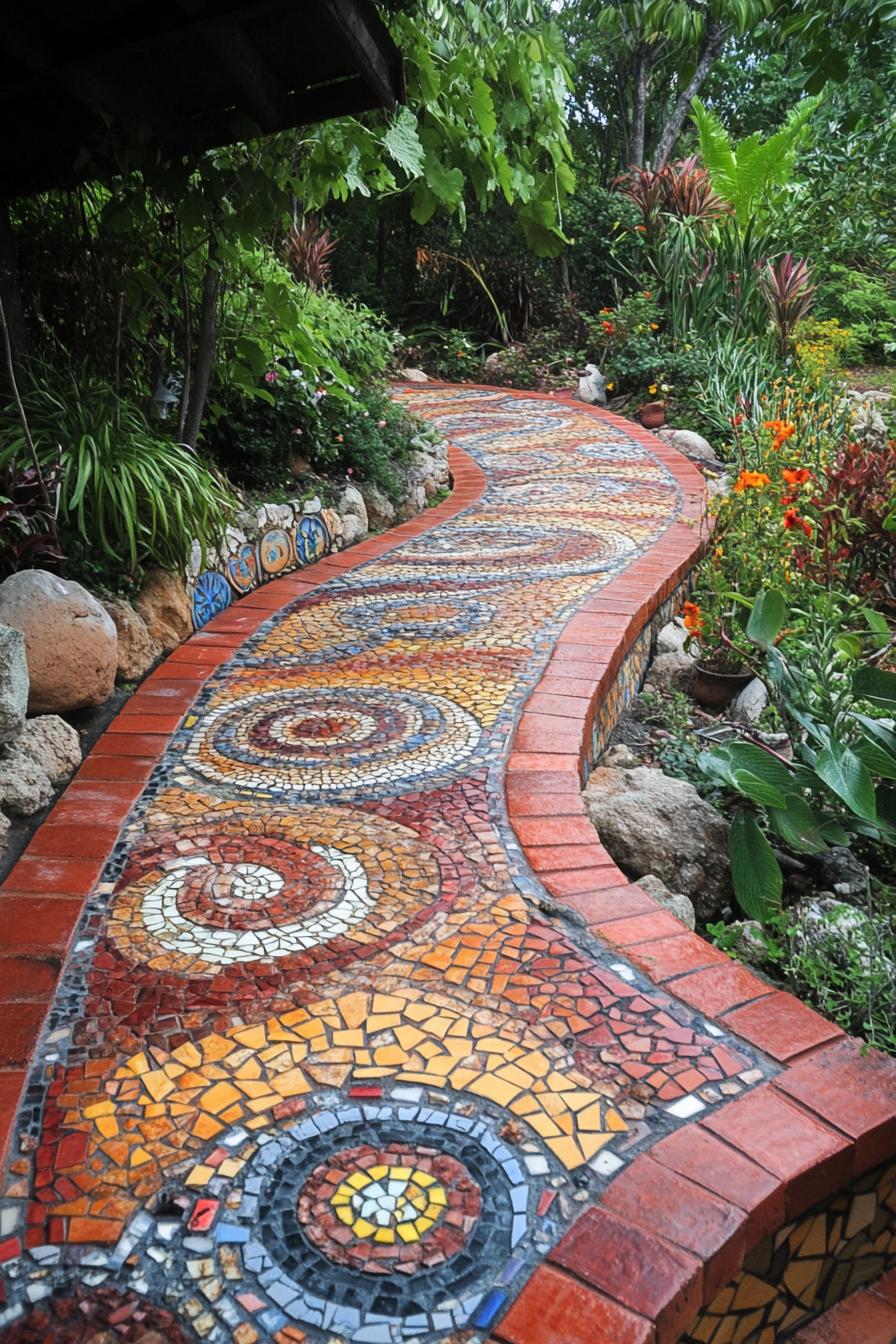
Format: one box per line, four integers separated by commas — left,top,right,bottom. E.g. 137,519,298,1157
0,386,893,1344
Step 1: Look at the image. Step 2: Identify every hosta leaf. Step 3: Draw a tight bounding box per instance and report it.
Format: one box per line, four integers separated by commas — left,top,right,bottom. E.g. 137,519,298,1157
854,732,896,781
746,589,786,646
815,742,877,820
729,811,783,922
767,796,828,853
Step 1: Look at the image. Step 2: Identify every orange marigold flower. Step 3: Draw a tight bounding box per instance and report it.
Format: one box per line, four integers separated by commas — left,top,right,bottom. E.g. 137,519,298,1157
682,601,703,634
733,470,771,493
782,467,811,485
763,419,797,452
731,413,744,428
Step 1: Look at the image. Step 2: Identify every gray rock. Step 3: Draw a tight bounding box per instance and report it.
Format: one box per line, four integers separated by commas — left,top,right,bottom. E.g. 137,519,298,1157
301,496,322,515
340,513,366,546
808,847,868,904
583,765,731,921
644,651,697,695
0,570,118,714
255,503,294,530
25,715,81,784
337,485,368,530
0,810,9,854
726,919,768,966
657,427,715,462
398,484,426,521
730,677,768,725
602,744,638,769
790,896,892,976
359,483,396,530
846,387,892,404
656,619,688,655
0,745,53,815
0,624,28,746
402,368,430,383
576,364,607,407
636,874,696,930
848,398,887,449
706,472,733,500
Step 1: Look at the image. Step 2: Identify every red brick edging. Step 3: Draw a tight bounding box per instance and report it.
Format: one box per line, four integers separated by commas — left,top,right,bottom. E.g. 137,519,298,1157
497,392,896,1344
0,384,893,1344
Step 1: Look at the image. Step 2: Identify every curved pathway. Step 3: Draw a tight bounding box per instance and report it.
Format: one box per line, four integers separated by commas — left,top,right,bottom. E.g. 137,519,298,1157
0,386,892,1344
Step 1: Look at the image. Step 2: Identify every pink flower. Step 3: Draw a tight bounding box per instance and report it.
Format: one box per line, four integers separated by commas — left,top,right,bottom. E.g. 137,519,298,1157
335,433,344,443
292,427,303,437
377,419,387,429
264,370,279,384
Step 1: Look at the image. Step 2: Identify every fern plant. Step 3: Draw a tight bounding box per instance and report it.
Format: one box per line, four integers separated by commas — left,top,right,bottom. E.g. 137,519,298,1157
691,95,822,228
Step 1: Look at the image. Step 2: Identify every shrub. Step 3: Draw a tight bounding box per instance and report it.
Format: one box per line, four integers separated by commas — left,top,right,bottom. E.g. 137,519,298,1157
795,441,896,605
0,365,235,577
794,317,859,381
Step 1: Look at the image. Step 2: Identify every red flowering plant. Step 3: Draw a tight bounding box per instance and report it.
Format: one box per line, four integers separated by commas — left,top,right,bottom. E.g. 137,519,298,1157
792,441,896,607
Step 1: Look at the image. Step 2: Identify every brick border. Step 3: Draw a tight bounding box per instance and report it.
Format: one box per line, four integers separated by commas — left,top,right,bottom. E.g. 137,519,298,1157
498,391,896,1344
0,435,485,1159
0,384,893,1344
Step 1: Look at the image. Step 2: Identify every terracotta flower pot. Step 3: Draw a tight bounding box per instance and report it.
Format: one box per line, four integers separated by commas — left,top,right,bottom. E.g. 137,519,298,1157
639,400,666,429
693,663,754,708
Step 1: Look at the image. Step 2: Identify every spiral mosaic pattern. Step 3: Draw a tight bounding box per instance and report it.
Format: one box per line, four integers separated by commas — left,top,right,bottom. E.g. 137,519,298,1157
184,685,484,799
226,541,259,594
105,805,444,978
0,388,774,1344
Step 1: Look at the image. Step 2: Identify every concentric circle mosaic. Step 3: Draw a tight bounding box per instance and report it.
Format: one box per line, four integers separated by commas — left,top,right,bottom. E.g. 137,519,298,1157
183,685,484,799
176,1103,536,1339
385,522,631,581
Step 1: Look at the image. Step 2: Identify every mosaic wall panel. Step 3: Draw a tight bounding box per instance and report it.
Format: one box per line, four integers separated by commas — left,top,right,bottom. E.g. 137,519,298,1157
0,389,773,1343
684,1160,896,1343
190,510,336,630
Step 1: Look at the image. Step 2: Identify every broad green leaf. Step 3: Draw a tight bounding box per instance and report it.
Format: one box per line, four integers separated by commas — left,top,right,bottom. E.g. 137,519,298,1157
815,743,877,820
818,819,851,846
382,106,425,179
834,634,863,660
470,78,497,139
729,811,783,922
861,607,891,648
853,666,896,711
767,796,828,853
746,589,787,646
855,732,896,781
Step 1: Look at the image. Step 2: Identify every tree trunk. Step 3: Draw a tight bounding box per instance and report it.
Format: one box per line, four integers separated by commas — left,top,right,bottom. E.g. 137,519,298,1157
631,46,648,168
182,243,219,450
0,200,27,379
651,18,728,169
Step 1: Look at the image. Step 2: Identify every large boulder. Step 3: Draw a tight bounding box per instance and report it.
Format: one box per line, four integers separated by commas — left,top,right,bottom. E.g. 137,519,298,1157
637,874,696,930
136,569,193,652
0,744,53,814
730,677,768,725
807,848,868,905
584,764,731,921
0,624,28,746
0,570,117,713
401,367,429,383
656,619,688,655
103,598,161,682
577,364,607,407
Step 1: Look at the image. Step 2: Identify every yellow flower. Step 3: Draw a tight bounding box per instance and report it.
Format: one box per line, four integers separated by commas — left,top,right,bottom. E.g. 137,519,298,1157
648,384,658,395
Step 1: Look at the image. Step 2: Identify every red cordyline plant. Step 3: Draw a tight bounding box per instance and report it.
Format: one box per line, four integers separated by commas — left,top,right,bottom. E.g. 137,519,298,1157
614,157,732,231
285,217,336,290
794,441,896,606
761,253,816,355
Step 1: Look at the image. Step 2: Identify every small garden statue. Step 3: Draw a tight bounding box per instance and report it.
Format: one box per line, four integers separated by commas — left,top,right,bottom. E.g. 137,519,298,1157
576,363,607,406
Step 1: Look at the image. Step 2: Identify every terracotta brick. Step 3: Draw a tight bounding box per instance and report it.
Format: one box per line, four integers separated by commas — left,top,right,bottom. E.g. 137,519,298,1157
667,962,774,1016
723,991,844,1062
628,932,728,981
2,857,102,897
650,1125,784,1248
600,1156,747,1299
548,1207,699,1344
0,897,84,949
870,1267,896,1307
793,1285,896,1342
0,955,61,1001
772,1037,896,1175
556,884,660,926
494,1265,654,1344
0,1001,48,1067
23,824,122,862
597,910,691,947
702,1086,852,1217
